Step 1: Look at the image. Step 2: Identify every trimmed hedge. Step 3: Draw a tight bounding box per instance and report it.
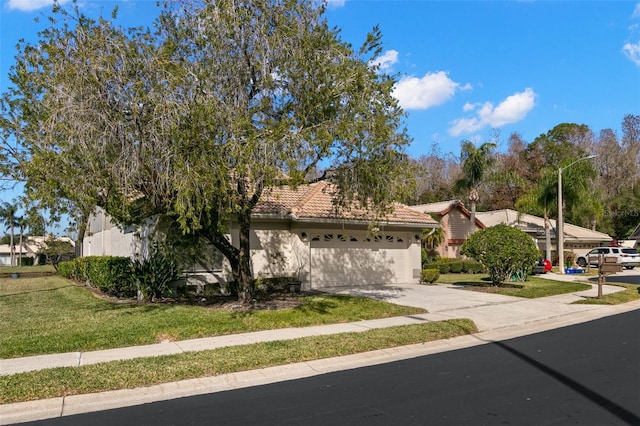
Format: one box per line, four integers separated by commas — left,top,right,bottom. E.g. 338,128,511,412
58,256,135,298
427,258,484,274
420,269,440,284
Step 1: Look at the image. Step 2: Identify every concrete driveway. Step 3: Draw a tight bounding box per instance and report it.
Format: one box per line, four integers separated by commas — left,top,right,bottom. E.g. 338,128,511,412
326,279,631,332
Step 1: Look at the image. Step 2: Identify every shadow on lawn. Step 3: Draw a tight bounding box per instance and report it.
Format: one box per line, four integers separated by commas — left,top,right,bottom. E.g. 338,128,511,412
0,285,75,298
451,277,524,289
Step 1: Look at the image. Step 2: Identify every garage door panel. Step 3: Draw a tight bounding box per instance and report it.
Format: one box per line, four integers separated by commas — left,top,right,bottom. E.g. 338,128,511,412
310,247,401,288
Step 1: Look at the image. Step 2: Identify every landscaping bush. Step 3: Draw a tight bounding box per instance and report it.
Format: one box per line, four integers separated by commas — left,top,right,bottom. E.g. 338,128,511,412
57,256,135,297
420,269,440,284
132,243,180,302
88,256,136,297
449,261,463,273
463,260,484,274
19,257,34,266
57,261,74,278
461,224,539,285
436,262,450,274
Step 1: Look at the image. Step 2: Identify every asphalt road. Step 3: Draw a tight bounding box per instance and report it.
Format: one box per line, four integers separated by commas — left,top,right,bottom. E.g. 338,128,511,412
21,310,640,426
606,268,640,285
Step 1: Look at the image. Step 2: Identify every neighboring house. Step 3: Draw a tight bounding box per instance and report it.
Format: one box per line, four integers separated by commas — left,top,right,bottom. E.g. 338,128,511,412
476,209,612,260
83,181,439,289
408,200,485,258
0,236,75,266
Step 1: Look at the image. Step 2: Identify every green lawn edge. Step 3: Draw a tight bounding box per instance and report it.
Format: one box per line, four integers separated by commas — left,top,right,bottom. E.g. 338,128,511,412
0,276,426,359
1,319,478,404
434,273,591,298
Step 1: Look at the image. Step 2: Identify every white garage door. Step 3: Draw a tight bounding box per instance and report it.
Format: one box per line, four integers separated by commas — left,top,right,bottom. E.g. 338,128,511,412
308,232,415,288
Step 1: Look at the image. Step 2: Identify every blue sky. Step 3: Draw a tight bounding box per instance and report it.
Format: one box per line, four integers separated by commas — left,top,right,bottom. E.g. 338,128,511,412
1,0,639,231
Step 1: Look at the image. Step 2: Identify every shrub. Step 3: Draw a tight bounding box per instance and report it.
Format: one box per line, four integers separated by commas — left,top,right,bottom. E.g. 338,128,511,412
19,257,34,266
463,260,484,274
420,269,440,284
57,261,74,278
461,224,539,285
88,256,135,297
449,262,463,273
437,262,450,274
132,242,180,302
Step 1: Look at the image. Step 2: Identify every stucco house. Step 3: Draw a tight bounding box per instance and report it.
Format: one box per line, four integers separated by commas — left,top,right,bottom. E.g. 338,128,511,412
0,236,75,266
476,209,612,260
82,181,439,289
408,200,485,258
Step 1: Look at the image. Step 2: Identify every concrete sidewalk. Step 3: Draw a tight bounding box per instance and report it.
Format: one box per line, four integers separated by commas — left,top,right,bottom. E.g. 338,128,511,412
2,276,639,425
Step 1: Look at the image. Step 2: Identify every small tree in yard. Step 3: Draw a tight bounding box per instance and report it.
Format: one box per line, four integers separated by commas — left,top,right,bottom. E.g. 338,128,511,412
38,236,75,271
461,224,539,286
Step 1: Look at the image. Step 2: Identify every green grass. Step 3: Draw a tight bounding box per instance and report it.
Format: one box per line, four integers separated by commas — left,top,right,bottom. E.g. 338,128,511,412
0,264,55,274
572,283,640,305
0,319,477,404
0,275,426,359
435,273,591,298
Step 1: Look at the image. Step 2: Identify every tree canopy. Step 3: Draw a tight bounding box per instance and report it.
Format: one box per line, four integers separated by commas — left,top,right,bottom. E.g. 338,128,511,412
1,0,413,301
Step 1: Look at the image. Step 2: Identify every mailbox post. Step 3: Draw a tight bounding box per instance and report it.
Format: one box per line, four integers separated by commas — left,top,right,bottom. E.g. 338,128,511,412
597,255,623,299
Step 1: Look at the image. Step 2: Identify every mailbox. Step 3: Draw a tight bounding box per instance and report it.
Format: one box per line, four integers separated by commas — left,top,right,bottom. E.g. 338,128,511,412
600,264,623,273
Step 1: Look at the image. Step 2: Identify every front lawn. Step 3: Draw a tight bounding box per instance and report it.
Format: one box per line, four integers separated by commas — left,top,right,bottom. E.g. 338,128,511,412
0,319,478,404
573,283,640,305
0,265,55,275
435,273,591,298
0,275,426,359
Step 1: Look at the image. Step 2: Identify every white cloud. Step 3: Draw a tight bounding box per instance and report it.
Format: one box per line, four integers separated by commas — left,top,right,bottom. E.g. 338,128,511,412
370,50,399,71
448,88,536,136
7,0,71,11
623,42,640,66
393,71,468,110
632,3,640,19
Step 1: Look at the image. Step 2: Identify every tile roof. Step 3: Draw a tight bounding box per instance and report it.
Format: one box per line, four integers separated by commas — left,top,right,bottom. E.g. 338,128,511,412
410,200,464,215
408,199,486,229
253,181,438,226
475,209,612,242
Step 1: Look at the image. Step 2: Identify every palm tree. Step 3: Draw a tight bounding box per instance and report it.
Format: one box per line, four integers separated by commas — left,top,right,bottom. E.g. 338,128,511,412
515,171,557,262
0,202,19,267
421,226,445,253
16,216,29,266
455,141,496,234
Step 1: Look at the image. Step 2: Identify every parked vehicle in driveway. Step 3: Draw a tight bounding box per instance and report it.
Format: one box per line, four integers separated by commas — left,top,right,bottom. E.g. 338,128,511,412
575,247,640,270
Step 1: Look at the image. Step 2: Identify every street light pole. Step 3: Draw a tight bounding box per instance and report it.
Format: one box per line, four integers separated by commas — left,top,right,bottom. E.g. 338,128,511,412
557,154,597,274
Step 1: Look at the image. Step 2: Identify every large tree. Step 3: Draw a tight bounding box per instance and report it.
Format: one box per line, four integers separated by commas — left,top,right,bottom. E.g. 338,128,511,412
1,0,413,301
454,140,496,234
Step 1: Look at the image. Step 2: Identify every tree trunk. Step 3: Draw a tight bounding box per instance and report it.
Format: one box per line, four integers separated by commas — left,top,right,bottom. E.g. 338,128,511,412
236,211,254,303
468,187,479,236
9,225,15,267
18,227,23,267
544,215,552,263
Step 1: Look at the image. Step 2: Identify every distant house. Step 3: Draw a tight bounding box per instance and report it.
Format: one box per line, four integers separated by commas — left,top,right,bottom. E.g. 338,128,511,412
476,209,612,259
83,181,439,289
408,200,485,258
0,236,75,266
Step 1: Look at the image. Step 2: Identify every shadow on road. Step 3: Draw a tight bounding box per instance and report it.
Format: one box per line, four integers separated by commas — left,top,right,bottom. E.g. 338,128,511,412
490,339,640,425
